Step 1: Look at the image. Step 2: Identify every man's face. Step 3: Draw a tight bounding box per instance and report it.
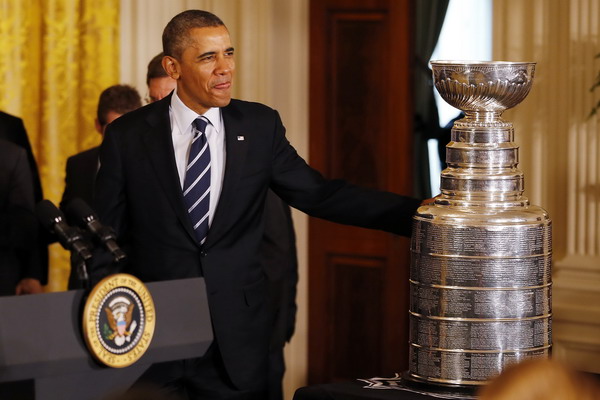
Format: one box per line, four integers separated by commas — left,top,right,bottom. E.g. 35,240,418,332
165,25,235,115
147,76,176,103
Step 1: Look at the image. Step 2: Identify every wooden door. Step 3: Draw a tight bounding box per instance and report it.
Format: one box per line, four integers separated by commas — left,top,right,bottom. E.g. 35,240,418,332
308,0,414,383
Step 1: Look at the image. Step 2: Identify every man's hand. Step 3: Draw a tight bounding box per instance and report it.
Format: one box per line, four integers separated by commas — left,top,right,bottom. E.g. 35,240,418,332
15,278,43,295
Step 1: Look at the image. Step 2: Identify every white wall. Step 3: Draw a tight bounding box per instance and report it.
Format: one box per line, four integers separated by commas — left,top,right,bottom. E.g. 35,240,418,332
494,0,600,373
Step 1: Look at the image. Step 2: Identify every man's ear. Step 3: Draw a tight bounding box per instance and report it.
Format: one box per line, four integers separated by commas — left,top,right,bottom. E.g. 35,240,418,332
162,56,180,80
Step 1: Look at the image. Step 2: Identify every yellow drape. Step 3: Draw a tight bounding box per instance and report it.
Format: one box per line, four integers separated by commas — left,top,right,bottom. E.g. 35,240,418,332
0,0,120,291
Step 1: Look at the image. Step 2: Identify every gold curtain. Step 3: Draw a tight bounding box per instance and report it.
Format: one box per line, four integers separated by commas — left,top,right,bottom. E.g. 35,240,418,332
0,0,120,291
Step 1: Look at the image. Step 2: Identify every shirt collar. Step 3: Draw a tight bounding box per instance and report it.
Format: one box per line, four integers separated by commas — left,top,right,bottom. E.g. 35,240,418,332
171,88,222,135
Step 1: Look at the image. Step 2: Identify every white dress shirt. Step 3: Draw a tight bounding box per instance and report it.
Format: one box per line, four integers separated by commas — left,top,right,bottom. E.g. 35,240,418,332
169,89,226,228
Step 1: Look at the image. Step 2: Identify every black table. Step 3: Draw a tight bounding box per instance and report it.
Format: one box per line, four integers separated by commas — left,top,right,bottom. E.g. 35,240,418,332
294,372,600,400
293,379,476,400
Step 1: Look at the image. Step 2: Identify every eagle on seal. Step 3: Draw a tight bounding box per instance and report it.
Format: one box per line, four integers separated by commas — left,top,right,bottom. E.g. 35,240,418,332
104,302,136,344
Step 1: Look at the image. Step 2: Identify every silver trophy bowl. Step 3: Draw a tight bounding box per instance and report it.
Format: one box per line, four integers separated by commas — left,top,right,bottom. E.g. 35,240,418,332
407,61,552,389
431,61,535,120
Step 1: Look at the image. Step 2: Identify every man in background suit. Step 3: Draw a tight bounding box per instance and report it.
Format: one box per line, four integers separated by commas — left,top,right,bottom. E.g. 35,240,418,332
0,139,44,295
146,51,299,400
146,52,177,103
60,85,141,288
61,84,142,208
0,111,47,291
94,10,422,399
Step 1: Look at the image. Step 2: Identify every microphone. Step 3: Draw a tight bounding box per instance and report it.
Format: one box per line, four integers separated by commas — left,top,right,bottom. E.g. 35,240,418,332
64,198,127,263
35,200,93,261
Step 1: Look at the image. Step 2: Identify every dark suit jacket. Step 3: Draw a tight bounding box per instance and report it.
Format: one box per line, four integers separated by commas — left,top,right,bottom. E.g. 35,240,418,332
0,111,47,286
0,111,43,202
261,190,298,349
0,140,42,295
60,146,99,209
59,146,99,288
94,96,420,390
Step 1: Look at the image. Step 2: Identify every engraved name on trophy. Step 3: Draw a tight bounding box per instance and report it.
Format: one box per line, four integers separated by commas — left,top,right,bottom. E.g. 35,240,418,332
408,61,552,387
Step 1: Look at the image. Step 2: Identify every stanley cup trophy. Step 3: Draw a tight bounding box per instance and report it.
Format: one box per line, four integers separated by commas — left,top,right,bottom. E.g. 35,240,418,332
408,61,552,390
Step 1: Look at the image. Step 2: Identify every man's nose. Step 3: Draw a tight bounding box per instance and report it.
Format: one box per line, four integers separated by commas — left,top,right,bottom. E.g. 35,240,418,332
215,56,234,74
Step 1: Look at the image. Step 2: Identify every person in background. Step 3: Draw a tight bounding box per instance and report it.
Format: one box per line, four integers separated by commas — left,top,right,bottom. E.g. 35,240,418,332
0,139,44,295
146,52,177,103
95,10,422,399
146,51,299,400
60,84,142,288
478,358,600,400
0,110,48,291
0,111,44,202
61,84,142,209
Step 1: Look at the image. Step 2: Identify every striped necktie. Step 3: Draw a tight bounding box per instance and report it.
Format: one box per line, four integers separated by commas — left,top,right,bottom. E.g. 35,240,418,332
183,116,211,244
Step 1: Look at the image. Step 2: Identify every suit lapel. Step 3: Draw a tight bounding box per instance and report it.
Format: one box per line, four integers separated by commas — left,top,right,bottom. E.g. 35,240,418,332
204,102,248,248
141,96,198,244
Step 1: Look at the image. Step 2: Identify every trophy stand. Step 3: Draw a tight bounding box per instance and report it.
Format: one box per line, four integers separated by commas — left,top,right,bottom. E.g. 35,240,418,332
406,61,552,391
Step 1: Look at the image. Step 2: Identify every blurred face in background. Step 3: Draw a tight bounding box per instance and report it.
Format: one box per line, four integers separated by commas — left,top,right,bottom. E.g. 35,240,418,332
95,111,123,135
147,76,176,103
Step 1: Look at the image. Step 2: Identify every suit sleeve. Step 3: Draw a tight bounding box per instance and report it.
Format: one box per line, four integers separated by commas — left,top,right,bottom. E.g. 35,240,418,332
260,190,298,345
4,149,43,281
60,156,76,209
267,110,421,237
91,127,128,281
11,117,44,202
0,114,48,282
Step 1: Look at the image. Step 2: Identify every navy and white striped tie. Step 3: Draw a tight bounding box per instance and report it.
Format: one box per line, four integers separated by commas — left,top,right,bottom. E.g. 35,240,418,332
183,117,211,244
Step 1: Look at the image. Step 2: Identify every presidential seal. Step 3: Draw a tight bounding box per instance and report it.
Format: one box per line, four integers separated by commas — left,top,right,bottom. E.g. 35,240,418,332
82,273,156,368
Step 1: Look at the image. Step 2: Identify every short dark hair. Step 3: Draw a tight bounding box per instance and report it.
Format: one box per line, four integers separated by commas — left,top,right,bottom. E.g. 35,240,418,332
146,52,168,85
162,10,225,60
97,85,142,127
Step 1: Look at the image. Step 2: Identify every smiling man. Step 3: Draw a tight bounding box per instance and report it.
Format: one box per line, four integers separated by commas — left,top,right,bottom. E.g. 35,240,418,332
94,9,422,400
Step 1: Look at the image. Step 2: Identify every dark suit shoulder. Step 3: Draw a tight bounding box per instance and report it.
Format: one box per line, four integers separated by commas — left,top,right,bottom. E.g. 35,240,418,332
0,111,22,125
115,98,165,125
0,111,28,147
226,98,277,116
223,99,283,136
67,146,100,166
105,99,168,139
62,146,100,208
0,139,26,166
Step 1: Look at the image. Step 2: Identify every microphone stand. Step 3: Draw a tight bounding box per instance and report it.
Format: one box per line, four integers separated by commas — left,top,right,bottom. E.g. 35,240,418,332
72,252,91,291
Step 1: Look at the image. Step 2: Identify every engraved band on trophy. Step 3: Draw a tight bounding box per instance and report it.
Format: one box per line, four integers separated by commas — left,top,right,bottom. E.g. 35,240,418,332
408,61,552,387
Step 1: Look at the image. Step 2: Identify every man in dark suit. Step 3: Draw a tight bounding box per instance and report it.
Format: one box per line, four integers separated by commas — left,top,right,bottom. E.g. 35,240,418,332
94,10,422,399
0,111,47,291
60,85,141,289
0,139,44,296
146,53,298,400
61,85,142,208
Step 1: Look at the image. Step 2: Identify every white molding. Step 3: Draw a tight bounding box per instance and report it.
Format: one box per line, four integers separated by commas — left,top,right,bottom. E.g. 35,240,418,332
494,0,600,374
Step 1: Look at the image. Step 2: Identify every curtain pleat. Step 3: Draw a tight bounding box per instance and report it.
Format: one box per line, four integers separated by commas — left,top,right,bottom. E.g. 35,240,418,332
412,0,450,198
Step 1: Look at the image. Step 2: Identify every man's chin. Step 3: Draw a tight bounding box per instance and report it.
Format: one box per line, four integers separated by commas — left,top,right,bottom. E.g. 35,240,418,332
216,97,232,107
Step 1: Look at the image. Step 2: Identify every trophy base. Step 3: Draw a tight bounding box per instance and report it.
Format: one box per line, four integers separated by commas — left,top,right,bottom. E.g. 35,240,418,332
400,371,480,398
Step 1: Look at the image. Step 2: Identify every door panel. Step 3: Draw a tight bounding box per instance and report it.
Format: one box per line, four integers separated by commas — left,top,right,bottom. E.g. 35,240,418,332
308,0,414,384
